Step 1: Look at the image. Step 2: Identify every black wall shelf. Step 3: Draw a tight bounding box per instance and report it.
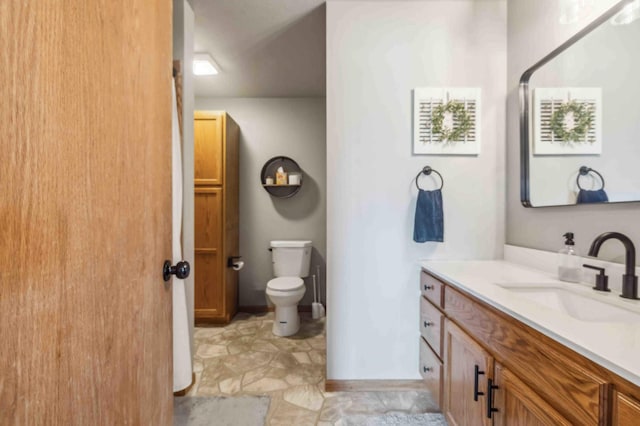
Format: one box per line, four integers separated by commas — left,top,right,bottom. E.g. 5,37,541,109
260,156,303,198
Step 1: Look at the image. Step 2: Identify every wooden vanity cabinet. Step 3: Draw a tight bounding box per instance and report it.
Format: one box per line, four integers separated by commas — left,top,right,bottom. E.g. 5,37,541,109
420,268,640,426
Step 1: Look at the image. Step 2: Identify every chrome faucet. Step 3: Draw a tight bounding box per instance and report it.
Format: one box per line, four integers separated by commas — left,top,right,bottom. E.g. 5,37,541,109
588,232,639,300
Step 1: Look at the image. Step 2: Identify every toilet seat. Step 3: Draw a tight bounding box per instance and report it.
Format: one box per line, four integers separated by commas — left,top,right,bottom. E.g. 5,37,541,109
267,277,304,292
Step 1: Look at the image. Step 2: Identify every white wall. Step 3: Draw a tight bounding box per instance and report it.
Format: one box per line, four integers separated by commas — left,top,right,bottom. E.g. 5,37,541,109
173,0,195,351
326,1,506,380
194,98,327,307
506,0,640,263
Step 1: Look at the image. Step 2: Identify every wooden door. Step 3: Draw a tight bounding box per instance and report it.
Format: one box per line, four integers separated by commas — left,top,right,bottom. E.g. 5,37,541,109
0,2,173,425
444,320,493,426
493,363,572,426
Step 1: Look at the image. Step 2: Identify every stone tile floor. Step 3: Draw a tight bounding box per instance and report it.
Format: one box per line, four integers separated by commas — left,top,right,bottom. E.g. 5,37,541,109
186,312,438,425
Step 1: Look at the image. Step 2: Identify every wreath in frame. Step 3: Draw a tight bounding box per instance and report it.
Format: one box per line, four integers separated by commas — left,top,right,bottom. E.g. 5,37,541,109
431,101,473,142
549,100,594,142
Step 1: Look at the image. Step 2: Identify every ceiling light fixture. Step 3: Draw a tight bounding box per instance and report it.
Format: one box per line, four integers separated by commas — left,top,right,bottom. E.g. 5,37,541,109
611,0,640,25
193,53,219,76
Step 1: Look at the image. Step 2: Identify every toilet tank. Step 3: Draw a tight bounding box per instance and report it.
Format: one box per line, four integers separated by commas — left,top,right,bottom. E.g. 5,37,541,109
271,240,313,277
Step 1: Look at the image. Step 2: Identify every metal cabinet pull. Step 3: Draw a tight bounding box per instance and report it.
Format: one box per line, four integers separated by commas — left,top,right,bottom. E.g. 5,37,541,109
423,320,434,328
486,378,499,418
424,284,434,291
473,365,485,401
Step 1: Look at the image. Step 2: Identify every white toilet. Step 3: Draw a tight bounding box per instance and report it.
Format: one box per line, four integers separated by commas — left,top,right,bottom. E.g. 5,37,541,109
266,240,312,336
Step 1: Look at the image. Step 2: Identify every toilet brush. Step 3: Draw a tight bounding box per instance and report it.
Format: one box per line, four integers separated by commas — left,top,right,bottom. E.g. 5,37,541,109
312,275,320,319
316,265,325,318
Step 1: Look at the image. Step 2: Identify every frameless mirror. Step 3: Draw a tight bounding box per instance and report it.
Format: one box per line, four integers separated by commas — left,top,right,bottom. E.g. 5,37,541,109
520,0,640,207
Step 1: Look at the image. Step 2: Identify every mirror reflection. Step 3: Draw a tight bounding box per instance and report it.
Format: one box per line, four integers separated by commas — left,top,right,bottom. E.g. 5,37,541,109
521,0,640,207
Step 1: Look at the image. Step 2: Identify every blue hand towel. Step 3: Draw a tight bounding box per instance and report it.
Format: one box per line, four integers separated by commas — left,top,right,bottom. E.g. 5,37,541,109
576,189,608,204
413,189,444,243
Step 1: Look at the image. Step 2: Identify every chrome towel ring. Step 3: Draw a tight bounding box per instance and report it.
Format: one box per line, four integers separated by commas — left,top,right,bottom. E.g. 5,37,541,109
415,166,444,191
577,166,605,190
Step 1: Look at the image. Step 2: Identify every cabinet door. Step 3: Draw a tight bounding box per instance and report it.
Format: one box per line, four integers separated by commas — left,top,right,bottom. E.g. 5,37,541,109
493,363,572,426
194,111,223,186
444,320,493,426
613,392,640,426
194,187,223,320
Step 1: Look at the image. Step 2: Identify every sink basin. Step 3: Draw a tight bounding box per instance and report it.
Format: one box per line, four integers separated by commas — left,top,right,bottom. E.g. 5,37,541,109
498,286,640,323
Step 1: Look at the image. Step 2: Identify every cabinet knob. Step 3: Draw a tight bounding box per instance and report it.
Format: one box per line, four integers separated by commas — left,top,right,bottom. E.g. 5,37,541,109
423,321,434,328
424,284,434,291
423,366,433,373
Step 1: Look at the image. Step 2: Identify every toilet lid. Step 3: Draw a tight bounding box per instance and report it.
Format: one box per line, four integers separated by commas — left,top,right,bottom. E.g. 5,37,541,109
267,277,304,291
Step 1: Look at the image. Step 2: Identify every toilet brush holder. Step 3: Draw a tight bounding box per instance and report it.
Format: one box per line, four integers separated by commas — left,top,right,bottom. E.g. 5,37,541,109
312,274,323,319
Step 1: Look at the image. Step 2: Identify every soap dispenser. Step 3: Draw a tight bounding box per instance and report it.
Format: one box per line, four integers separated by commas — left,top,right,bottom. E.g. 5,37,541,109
558,232,582,283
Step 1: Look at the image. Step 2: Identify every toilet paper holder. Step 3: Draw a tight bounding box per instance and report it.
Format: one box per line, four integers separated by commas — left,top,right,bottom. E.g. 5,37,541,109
227,256,243,268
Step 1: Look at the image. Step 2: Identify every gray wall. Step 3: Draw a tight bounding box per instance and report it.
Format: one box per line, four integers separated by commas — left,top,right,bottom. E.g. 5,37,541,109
326,0,506,380
173,0,195,351
194,97,327,307
507,0,640,263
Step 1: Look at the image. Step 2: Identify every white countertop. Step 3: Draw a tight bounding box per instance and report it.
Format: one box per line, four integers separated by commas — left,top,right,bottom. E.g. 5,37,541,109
420,258,640,387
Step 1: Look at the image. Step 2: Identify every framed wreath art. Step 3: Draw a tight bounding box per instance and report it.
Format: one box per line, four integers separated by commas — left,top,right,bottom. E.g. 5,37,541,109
413,87,481,155
549,100,593,142
533,87,602,155
431,101,474,142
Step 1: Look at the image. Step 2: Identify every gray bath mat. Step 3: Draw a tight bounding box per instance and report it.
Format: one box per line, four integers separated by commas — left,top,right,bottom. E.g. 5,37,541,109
174,396,270,426
337,412,448,426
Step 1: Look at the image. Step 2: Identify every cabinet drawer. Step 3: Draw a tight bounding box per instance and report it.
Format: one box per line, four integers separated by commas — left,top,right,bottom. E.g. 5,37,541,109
420,337,442,410
420,296,443,358
421,271,444,308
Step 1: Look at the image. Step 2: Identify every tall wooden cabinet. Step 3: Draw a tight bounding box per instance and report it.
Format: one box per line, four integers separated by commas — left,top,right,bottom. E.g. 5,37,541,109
194,111,239,324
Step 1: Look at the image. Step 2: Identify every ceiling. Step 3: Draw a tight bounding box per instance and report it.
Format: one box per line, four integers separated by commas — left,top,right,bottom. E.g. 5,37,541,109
190,0,480,97
191,0,327,97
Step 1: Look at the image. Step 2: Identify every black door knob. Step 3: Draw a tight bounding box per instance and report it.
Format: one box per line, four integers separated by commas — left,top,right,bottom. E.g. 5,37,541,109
163,260,190,282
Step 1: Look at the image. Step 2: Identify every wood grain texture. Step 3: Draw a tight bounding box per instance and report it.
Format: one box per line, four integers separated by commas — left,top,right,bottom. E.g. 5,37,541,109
421,271,445,309
0,1,173,424
420,296,444,359
420,337,443,410
193,112,239,324
194,111,223,186
493,363,572,426
324,380,426,392
613,392,640,426
194,188,222,248
222,114,240,323
194,188,223,320
444,284,606,425
443,320,493,426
